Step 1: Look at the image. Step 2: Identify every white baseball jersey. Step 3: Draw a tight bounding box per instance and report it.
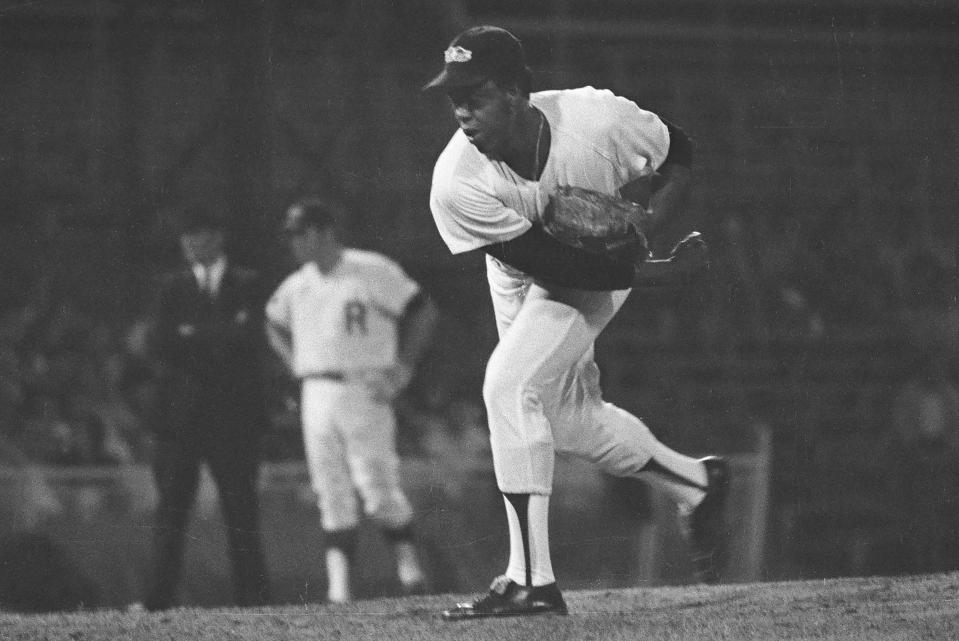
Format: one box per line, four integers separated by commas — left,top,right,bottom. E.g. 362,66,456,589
427,86,688,500
265,249,420,376
429,86,670,256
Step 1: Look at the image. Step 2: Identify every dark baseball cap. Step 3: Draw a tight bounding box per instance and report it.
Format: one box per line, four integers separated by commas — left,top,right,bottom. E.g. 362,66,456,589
178,207,225,235
422,25,527,90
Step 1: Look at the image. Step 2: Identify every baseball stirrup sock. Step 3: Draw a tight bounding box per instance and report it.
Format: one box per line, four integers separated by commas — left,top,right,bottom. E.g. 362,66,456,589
384,524,416,543
623,415,708,509
503,493,554,587
385,524,425,587
323,528,357,604
325,548,351,603
504,493,532,586
394,540,425,588
324,528,359,560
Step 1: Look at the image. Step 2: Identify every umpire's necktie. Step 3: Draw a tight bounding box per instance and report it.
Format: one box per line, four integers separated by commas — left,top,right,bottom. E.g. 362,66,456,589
201,267,214,299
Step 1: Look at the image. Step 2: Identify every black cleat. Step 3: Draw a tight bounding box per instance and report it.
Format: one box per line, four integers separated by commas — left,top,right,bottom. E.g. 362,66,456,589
686,456,731,584
442,576,568,621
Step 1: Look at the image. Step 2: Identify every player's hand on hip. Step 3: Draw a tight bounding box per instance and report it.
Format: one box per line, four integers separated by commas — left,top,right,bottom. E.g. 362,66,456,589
372,361,414,403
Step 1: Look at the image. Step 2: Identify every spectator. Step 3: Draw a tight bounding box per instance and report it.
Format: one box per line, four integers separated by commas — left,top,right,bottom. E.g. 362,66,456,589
402,383,490,501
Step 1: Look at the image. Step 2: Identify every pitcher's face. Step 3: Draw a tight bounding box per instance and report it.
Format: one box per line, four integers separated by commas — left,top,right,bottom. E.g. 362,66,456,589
446,80,523,161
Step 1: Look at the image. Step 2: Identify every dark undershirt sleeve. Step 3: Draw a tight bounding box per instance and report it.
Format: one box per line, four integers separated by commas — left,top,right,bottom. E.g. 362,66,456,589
482,225,634,291
661,118,693,168
402,291,428,316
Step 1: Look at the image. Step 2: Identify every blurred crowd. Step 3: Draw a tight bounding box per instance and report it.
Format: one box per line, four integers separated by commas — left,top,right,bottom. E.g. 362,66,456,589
0,279,490,469
0,293,154,467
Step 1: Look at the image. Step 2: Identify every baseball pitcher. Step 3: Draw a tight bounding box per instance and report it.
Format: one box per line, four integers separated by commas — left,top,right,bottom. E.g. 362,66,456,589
424,26,727,619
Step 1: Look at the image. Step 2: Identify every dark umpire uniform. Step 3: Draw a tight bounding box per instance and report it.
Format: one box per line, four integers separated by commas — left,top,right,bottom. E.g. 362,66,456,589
144,210,271,610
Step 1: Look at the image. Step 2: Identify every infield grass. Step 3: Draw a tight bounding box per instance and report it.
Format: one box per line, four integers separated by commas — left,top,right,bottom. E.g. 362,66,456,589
2,572,957,641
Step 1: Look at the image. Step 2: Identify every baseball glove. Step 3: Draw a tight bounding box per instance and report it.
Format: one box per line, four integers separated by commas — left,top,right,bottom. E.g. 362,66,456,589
541,186,650,264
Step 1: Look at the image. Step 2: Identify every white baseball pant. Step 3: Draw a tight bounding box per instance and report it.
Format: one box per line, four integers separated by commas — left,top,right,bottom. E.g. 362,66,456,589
484,255,662,495
300,376,414,532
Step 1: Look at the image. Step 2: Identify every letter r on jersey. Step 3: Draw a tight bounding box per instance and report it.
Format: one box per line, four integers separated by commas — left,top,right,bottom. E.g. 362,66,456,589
344,301,368,335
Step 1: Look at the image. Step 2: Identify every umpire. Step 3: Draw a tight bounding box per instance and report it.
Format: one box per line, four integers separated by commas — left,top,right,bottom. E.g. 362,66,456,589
143,208,271,610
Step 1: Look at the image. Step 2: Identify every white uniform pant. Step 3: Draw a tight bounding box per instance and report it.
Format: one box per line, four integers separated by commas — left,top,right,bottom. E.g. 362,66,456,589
300,377,413,532
485,256,655,495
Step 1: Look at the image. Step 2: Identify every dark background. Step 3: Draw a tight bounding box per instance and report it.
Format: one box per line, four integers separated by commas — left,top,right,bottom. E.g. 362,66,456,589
1,0,958,608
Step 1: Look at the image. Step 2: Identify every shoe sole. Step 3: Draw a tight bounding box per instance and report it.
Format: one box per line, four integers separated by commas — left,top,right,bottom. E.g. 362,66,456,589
442,607,568,621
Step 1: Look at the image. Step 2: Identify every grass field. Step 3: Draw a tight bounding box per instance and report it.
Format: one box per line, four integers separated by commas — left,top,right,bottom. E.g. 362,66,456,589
2,572,957,641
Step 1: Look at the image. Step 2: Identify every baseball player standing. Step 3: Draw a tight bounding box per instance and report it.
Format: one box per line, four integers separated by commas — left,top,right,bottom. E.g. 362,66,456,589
424,26,729,619
265,198,439,603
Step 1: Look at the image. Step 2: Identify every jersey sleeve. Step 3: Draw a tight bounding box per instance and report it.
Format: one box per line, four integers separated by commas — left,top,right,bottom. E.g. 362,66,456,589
265,277,293,329
603,92,671,181
429,141,532,254
370,258,421,317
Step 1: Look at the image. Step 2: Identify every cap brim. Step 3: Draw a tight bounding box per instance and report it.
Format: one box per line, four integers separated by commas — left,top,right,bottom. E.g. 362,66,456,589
421,67,487,91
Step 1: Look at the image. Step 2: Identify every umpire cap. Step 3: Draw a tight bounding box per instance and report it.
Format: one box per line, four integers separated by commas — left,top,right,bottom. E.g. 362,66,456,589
177,207,225,235
423,25,528,90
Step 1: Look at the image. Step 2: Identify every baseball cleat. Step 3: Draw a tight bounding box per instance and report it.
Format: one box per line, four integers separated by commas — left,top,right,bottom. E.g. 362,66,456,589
686,456,731,584
442,575,568,621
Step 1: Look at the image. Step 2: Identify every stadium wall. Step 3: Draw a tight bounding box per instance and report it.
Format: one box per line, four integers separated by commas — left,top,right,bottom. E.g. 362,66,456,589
0,445,769,609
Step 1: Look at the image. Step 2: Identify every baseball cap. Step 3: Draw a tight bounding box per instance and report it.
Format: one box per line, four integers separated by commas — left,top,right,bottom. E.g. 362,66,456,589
422,25,527,90
284,198,339,234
